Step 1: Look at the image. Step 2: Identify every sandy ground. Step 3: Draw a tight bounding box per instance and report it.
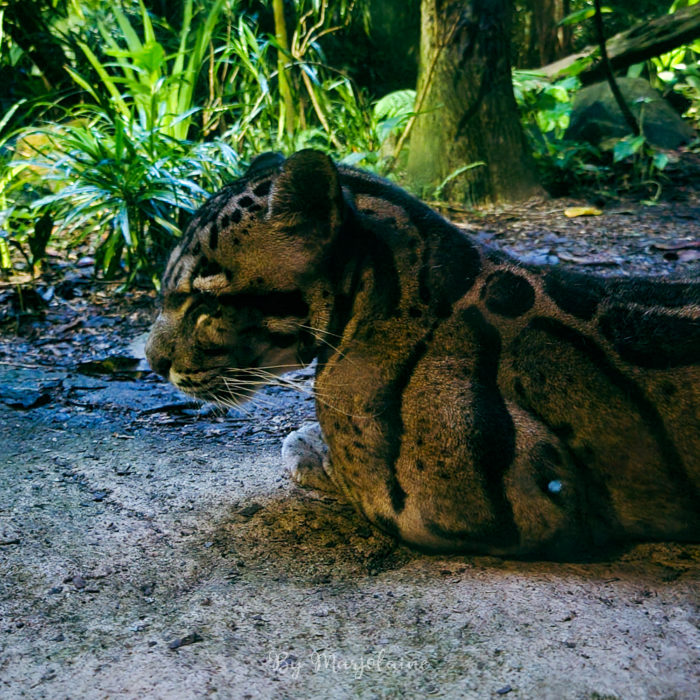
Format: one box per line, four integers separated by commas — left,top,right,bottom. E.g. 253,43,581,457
0,360,698,700
1,194,700,699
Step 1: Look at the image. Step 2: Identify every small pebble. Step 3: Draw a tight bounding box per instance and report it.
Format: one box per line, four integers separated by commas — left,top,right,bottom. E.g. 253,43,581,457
168,632,203,650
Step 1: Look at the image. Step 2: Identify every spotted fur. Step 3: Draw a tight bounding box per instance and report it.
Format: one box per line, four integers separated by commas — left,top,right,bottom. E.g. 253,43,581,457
146,149,700,558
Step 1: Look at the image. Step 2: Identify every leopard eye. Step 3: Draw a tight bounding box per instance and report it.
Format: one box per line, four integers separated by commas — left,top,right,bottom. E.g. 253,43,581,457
164,292,191,310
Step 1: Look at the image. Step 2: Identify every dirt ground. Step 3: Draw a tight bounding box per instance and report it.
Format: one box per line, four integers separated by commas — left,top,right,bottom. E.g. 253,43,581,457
1,194,699,699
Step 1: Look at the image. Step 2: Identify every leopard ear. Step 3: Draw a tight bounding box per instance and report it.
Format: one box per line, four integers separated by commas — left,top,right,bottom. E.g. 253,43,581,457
246,151,284,176
269,150,344,237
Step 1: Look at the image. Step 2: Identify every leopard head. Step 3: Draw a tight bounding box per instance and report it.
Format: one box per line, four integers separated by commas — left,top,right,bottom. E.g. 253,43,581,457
145,149,345,405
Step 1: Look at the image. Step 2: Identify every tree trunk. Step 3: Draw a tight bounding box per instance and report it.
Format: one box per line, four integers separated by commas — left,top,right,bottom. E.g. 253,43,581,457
407,0,541,206
531,0,572,65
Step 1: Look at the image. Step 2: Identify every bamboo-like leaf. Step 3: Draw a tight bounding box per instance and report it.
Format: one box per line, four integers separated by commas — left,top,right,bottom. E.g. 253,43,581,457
558,6,612,26
111,207,130,248
138,0,156,45
112,2,143,54
434,162,486,197
78,42,131,121
0,99,26,137
64,67,101,103
173,0,194,79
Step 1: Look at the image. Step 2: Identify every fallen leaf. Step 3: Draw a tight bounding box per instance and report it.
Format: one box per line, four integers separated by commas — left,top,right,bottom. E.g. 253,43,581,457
564,207,603,218
77,356,147,378
649,240,700,251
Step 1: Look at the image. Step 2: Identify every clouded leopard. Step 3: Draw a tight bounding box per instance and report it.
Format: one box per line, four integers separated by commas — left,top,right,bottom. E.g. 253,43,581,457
146,149,699,558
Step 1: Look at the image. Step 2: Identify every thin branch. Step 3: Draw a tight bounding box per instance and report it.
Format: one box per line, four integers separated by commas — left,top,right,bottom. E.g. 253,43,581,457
592,0,640,135
300,70,343,150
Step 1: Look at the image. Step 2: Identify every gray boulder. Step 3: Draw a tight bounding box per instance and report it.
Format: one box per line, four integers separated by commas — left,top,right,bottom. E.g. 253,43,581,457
566,77,695,149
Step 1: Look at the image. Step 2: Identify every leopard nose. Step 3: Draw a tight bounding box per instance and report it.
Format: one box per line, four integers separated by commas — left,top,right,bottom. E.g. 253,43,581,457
145,330,173,379
152,356,172,379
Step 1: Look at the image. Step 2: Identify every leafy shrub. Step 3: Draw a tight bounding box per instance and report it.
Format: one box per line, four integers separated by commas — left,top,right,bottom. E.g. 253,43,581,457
1,0,235,285
3,103,240,286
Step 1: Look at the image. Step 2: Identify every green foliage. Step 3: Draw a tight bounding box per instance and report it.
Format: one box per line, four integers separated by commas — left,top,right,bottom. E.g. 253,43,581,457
67,0,227,140
2,0,699,287
3,104,240,285
647,1,700,127
515,0,697,198
513,71,579,137
432,162,486,200
1,0,242,285
0,0,397,285
372,89,415,146
512,69,677,197
512,70,595,193
558,6,612,26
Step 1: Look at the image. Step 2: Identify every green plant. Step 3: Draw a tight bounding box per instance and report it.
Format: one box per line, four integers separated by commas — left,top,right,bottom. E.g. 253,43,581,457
7,104,240,285
210,9,380,161
0,99,52,277
648,0,700,127
512,65,679,197
0,0,411,286
513,70,580,139
1,0,244,284
369,88,416,168
431,162,486,200
512,70,601,192
67,0,227,141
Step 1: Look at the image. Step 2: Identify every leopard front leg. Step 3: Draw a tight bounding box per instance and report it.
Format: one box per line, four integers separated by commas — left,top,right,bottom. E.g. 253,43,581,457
282,422,338,494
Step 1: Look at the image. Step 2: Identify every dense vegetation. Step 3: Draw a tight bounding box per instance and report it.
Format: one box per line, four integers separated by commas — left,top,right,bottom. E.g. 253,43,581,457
0,0,698,286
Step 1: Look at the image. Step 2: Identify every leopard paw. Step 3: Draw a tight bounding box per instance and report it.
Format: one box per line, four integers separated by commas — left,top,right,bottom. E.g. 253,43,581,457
281,423,335,493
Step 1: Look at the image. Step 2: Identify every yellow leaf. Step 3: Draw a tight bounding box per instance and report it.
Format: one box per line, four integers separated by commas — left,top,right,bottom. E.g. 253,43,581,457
564,206,603,218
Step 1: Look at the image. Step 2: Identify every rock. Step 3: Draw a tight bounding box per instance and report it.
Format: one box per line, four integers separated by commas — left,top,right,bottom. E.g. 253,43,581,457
237,503,263,519
168,632,203,650
0,385,52,410
566,77,695,149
